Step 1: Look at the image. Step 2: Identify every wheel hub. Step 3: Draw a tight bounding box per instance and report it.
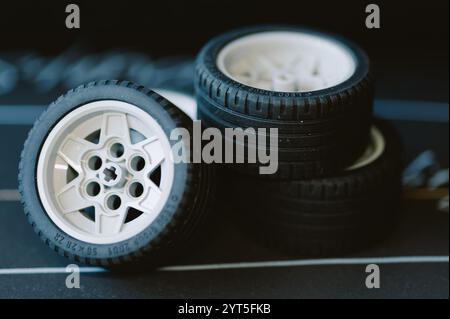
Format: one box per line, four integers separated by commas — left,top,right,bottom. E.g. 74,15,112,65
216,31,357,92
99,162,124,187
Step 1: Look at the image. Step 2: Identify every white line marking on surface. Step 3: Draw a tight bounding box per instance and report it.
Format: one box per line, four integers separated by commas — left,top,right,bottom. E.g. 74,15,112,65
0,256,448,275
0,267,107,275
0,189,20,201
158,256,450,271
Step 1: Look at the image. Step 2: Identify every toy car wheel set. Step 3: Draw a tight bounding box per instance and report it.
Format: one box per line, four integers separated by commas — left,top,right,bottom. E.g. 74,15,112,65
195,27,402,255
19,27,402,266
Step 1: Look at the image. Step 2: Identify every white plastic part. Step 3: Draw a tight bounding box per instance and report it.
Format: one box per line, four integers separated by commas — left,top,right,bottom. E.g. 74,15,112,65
346,126,385,171
37,100,175,244
154,88,197,119
216,31,356,92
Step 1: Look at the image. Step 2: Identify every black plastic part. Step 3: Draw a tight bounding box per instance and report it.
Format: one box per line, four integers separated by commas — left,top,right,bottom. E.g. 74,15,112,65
219,120,403,256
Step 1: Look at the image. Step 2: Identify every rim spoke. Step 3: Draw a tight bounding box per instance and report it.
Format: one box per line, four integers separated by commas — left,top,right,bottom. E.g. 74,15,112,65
58,135,95,172
254,54,278,72
100,112,131,143
130,182,162,213
95,206,127,235
56,178,91,214
282,55,301,71
136,137,165,173
292,54,317,76
148,180,162,196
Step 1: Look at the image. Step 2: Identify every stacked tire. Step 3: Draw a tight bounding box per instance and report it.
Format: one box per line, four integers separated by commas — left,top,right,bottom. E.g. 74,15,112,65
195,27,403,255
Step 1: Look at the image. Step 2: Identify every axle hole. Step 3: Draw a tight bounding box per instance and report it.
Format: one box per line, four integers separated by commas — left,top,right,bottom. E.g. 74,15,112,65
103,166,118,182
88,156,102,171
130,155,145,172
129,182,144,198
106,195,121,210
110,143,124,158
86,182,101,197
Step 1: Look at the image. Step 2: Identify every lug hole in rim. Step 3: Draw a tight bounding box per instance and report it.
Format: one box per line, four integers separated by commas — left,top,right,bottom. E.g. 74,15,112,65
110,143,125,158
86,181,101,197
106,194,122,210
130,155,146,172
87,155,102,171
129,182,144,198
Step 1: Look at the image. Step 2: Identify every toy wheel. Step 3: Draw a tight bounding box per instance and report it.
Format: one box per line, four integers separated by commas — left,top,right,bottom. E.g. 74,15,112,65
19,80,214,266
222,121,403,256
195,27,373,179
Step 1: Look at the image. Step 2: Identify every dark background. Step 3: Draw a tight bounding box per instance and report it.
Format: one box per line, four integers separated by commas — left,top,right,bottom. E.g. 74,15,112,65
0,0,448,101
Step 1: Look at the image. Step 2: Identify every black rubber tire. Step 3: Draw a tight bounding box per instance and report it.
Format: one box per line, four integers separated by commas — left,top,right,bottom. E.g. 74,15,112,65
219,120,403,256
195,26,373,179
19,80,215,267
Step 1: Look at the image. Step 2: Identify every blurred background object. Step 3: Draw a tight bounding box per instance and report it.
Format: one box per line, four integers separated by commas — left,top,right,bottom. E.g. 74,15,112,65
0,0,448,103
0,49,194,103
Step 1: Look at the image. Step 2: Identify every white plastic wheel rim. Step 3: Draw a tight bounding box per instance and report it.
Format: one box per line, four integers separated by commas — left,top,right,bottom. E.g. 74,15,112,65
217,31,356,92
346,126,385,171
154,88,197,119
37,100,175,244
